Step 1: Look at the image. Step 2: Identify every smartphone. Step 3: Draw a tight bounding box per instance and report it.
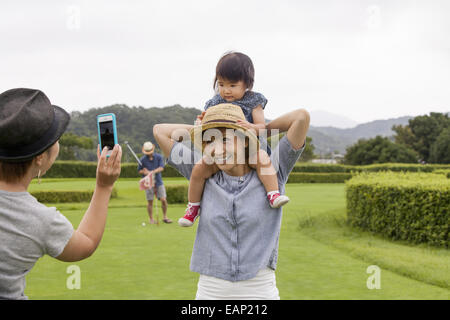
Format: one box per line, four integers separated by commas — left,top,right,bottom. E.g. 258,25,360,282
97,113,118,156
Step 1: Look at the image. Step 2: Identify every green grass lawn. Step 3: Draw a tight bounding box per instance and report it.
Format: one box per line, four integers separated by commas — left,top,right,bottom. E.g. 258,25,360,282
25,179,450,299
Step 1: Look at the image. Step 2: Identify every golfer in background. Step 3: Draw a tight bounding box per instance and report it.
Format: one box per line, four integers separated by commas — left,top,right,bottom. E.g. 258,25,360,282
138,142,172,224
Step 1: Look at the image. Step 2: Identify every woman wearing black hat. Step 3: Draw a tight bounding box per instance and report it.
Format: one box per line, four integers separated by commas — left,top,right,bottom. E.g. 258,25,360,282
0,88,122,300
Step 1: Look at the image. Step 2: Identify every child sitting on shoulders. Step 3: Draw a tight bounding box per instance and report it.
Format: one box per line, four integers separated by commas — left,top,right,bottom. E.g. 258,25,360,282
179,52,289,227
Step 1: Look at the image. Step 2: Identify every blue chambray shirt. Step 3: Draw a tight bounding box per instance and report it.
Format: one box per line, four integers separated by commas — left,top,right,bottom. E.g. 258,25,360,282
168,135,305,282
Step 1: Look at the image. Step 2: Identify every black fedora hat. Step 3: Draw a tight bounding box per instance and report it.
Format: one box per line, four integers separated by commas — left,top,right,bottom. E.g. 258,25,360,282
0,88,70,162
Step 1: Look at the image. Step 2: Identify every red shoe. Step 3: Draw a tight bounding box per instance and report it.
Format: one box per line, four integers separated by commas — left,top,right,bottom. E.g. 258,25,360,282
268,193,290,208
178,204,200,227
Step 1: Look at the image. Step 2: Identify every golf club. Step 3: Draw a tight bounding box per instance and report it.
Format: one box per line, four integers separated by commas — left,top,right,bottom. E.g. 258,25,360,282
124,141,142,166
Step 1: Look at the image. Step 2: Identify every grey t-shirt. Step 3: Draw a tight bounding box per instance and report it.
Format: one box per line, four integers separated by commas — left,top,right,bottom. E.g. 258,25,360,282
0,190,74,300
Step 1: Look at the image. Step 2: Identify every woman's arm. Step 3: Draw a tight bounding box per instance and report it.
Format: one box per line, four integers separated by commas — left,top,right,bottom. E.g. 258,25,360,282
56,145,122,262
153,123,193,158
266,109,310,149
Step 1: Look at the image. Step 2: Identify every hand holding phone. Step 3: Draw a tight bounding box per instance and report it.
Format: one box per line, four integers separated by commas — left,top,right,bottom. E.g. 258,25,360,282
97,113,118,157
97,144,122,188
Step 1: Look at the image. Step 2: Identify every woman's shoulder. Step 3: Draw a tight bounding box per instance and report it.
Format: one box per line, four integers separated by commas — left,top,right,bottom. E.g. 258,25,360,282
26,194,64,219
0,191,68,234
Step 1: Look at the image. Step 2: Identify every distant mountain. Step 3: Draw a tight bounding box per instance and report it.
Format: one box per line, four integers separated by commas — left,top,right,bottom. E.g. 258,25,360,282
307,127,352,155
65,103,425,159
309,116,413,155
309,110,359,129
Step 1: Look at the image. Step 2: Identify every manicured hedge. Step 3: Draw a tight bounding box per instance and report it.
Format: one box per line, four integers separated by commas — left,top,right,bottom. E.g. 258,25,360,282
46,161,182,178
293,163,450,173
287,172,352,183
46,161,450,182
434,170,450,178
359,163,450,173
346,172,449,247
292,163,356,173
45,161,97,178
32,183,185,204
166,185,188,204
31,188,118,203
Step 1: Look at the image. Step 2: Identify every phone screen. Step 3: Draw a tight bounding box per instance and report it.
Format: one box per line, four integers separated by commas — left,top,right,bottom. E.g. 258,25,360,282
99,120,115,150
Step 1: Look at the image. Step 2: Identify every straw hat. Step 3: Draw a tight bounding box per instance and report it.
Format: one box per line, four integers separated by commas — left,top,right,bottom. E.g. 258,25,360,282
142,141,154,155
190,103,259,152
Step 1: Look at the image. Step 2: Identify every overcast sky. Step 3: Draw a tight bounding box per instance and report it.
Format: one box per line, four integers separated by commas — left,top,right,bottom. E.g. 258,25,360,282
1,0,449,124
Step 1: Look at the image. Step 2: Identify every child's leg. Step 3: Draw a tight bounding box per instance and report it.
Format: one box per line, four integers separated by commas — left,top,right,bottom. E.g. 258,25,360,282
189,157,219,203
249,150,289,208
249,149,277,192
179,157,219,227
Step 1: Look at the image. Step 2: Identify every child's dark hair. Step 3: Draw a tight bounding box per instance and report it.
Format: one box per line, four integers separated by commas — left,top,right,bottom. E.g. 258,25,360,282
214,52,255,91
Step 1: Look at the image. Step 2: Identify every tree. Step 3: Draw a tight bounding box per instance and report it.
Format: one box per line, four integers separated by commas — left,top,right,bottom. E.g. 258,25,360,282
344,136,418,165
267,133,315,161
392,124,415,147
58,133,94,160
392,112,450,163
299,136,315,162
429,127,450,164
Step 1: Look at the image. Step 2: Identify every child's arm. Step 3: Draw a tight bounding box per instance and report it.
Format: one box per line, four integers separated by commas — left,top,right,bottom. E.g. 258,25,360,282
236,105,266,136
